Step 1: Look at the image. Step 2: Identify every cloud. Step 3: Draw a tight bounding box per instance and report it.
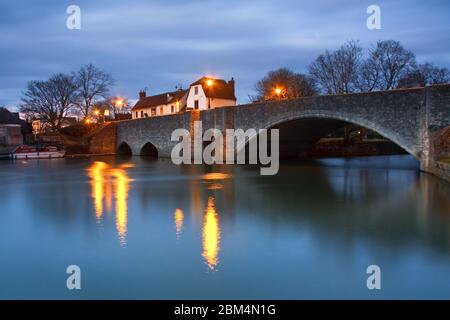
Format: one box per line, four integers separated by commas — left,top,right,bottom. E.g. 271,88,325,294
0,0,449,107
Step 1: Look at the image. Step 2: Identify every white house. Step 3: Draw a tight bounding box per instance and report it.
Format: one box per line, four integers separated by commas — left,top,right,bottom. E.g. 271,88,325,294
132,77,236,119
185,77,236,110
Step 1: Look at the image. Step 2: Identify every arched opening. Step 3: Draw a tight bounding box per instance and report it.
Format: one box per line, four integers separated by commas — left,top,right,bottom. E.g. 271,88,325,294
140,142,158,158
118,142,132,155
241,116,413,161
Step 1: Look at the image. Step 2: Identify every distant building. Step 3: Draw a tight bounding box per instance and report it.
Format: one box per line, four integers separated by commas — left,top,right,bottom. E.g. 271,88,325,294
132,89,188,119
131,77,237,119
32,117,78,134
0,124,23,146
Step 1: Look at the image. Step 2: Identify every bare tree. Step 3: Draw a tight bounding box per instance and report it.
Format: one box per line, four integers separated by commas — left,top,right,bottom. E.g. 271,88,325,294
95,96,130,119
308,41,363,94
20,73,78,130
397,62,450,88
366,40,416,90
254,68,317,101
356,58,381,92
51,73,79,125
74,64,115,118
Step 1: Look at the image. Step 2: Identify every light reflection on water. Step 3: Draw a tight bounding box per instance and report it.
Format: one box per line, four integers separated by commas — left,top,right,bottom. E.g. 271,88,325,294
87,161,224,269
1,155,450,299
202,197,221,271
174,208,184,240
86,161,133,246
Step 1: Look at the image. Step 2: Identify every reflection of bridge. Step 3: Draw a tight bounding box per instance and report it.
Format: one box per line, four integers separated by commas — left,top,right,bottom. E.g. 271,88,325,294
89,85,450,181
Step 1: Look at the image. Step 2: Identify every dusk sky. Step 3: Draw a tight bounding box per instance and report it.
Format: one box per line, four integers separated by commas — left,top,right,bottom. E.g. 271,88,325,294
1,0,449,109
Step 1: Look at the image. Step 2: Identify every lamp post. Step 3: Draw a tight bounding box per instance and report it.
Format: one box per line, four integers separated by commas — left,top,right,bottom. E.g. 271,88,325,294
275,88,282,95
274,87,284,100
206,79,214,109
114,98,124,115
93,109,100,123
103,109,110,122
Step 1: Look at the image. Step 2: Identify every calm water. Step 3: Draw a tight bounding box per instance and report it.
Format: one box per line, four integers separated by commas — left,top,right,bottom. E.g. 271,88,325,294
1,155,450,299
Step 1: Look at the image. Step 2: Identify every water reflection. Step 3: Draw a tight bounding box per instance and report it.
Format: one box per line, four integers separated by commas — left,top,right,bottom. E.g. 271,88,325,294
202,173,231,180
87,161,133,246
174,208,184,239
3,155,450,298
202,196,221,271
112,166,132,246
87,161,110,221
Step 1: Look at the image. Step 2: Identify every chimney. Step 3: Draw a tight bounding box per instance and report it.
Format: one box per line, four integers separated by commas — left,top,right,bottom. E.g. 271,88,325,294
228,77,235,94
139,90,146,100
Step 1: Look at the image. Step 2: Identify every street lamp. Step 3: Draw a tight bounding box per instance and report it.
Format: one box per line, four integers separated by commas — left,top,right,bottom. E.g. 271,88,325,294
205,79,214,109
115,98,124,108
103,109,110,123
274,87,285,100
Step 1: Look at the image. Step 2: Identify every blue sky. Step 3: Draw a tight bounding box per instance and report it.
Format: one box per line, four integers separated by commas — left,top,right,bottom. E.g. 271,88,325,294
1,0,449,109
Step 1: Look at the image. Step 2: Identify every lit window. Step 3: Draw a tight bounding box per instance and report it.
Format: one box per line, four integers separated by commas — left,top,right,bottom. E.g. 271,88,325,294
160,107,164,114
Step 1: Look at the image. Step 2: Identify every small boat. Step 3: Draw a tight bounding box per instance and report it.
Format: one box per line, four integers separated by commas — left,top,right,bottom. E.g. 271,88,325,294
10,145,66,160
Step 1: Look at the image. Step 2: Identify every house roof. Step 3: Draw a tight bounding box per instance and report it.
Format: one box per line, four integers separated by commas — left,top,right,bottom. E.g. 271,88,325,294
132,90,188,111
190,77,236,100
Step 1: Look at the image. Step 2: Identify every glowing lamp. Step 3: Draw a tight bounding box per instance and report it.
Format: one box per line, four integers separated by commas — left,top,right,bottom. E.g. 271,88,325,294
115,98,124,108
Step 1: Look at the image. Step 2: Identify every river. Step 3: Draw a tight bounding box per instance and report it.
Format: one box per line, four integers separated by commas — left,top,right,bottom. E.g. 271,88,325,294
0,155,449,299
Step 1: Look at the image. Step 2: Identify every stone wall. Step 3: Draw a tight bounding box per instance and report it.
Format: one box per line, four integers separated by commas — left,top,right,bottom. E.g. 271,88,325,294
432,127,450,160
87,122,117,154
116,112,193,157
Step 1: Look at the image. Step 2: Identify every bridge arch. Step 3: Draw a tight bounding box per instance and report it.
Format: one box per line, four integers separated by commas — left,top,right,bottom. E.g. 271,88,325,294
238,113,417,160
117,141,132,155
140,142,159,158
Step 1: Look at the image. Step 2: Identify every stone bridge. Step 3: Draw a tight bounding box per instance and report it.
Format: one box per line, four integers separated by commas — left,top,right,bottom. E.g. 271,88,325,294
89,84,450,181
